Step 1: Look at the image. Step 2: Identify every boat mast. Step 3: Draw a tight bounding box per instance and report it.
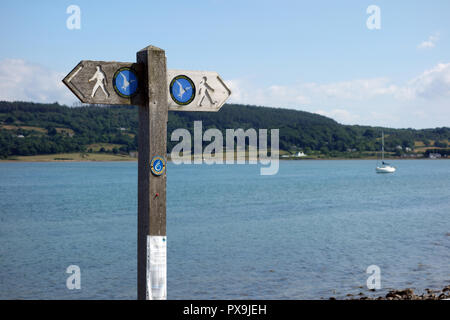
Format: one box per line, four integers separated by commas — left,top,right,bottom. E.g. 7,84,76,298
382,131,384,161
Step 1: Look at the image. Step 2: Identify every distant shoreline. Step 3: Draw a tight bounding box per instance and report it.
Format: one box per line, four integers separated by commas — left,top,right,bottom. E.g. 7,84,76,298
0,153,136,162
0,153,448,163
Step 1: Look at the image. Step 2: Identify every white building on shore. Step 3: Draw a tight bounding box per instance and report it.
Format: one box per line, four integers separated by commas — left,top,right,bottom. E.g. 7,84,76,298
295,151,307,157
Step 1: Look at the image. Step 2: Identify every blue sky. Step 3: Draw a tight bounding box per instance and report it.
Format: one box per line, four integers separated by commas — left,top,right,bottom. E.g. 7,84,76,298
0,0,449,128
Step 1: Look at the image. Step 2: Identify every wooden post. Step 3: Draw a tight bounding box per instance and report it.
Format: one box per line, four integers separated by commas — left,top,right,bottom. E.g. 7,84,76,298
63,44,231,301
136,46,168,300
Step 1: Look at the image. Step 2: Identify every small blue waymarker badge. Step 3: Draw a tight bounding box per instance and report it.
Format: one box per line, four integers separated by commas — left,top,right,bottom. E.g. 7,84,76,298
113,67,139,98
169,75,195,105
150,156,166,176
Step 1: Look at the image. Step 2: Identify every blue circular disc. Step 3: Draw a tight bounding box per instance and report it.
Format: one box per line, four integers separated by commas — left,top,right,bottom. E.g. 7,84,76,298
113,67,138,98
170,75,195,105
150,156,166,176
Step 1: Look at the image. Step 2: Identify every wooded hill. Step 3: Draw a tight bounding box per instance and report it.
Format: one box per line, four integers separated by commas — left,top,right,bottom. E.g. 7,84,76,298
0,101,449,158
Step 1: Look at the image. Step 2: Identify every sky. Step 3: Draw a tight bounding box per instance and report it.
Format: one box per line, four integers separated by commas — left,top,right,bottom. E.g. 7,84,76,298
0,0,449,129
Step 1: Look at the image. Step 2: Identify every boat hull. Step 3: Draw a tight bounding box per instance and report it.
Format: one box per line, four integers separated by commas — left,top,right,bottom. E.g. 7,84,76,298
376,166,396,173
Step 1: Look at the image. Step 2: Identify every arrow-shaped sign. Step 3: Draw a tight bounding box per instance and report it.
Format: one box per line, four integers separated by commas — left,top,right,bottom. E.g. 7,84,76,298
63,60,145,105
63,61,231,111
167,70,231,112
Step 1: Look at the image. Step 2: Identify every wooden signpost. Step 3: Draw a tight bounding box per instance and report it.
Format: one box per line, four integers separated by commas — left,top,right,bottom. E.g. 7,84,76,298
63,45,231,300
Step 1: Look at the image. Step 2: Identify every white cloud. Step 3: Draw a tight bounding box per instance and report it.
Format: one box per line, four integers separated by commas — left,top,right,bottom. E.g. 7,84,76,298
406,62,450,99
418,33,439,49
1,58,449,128
228,62,450,128
0,59,75,105
227,77,401,109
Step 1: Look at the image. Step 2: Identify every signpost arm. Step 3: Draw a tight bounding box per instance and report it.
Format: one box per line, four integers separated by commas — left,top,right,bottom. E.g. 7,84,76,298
136,45,168,300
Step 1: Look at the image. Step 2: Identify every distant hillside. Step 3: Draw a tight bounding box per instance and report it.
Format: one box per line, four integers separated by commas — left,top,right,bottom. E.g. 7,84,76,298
0,101,449,158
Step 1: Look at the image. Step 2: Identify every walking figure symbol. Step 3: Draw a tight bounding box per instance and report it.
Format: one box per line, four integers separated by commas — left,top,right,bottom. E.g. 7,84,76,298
89,66,109,98
197,76,217,107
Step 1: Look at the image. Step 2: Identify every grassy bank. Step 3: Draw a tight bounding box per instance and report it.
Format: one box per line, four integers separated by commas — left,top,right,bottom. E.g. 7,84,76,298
2,152,448,162
1,152,136,162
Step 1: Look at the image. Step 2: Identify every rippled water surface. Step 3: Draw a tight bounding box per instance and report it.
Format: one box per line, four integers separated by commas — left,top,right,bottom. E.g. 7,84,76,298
0,160,449,299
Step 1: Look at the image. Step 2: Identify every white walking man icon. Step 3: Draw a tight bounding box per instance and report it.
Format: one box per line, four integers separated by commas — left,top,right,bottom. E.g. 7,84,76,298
197,76,217,107
89,66,109,98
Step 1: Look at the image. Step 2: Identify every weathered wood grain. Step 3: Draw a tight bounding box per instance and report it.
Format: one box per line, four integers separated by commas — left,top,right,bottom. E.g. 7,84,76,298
62,60,145,105
136,46,168,300
167,69,231,112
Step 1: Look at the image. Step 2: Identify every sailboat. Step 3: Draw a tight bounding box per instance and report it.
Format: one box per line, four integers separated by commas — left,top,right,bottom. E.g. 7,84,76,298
376,131,396,173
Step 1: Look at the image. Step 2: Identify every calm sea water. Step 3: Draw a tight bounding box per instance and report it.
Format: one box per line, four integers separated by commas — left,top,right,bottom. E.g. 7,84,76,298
0,160,449,300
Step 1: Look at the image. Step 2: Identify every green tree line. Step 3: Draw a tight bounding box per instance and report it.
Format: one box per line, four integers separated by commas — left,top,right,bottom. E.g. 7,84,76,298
0,101,449,158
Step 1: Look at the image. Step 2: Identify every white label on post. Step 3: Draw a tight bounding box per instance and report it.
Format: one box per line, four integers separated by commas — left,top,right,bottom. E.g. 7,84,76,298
146,236,167,300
